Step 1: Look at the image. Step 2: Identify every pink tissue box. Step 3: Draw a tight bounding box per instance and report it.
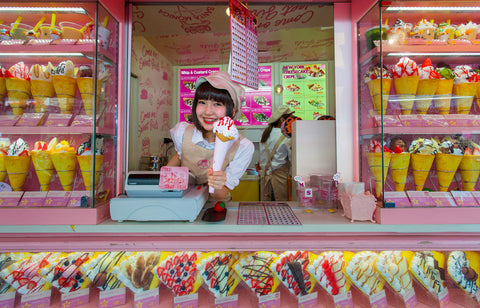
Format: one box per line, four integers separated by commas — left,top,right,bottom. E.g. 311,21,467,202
374,115,402,127
0,191,24,207
399,115,448,127
384,191,411,207
340,192,376,223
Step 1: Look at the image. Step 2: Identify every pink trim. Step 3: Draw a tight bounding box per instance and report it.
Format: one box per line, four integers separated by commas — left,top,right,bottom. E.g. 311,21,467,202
351,12,359,181
375,206,480,225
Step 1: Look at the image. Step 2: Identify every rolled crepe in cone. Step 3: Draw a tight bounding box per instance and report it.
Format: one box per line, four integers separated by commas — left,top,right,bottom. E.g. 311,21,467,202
5,156,31,191
5,77,31,116
77,77,101,115
453,82,478,114
394,75,419,115
0,76,6,100
459,155,480,191
435,153,462,192
31,151,54,191
52,75,76,114
31,79,54,113
77,154,103,191
434,79,454,114
476,81,480,111
51,152,77,191
367,78,391,115
0,155,6,182
410,153,435,191
415,79,439,114
389,152,410,191
366,152,391,198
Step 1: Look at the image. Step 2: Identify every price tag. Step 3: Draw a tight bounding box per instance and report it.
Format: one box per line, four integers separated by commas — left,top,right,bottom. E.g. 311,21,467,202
298,292,317,308
98,287,126,308
258,292,280,308
369,289,388,308
215,294,238,308
61,288,90,307
133,288,159,308
333,291,354,308
21,289,51,308
305,188,313,197
173,293,198,308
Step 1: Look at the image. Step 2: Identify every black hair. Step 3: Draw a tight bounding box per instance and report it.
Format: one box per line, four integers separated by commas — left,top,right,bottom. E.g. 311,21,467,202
192,81,235,135
260,114,289,143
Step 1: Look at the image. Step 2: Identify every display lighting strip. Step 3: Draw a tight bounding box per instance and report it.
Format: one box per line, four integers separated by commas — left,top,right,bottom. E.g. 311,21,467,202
0,53,85,57
387,52,480,57
385,7,480,12
0,7,87,14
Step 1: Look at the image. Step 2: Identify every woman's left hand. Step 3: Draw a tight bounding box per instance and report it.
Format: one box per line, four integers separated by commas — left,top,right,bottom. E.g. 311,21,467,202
207,168,227,191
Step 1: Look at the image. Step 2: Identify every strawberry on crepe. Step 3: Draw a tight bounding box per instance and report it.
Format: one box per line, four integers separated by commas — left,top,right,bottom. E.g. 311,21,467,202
365,140,391,198
415,58,441,114
5,138,30,191
388,137,410,191
459,141,480,191
5,62,31,116
30,138,57,191
392,57,419,115
453,65,479,114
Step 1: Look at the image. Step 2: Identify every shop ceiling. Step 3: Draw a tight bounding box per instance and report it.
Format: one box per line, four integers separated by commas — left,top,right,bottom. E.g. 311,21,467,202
132,3,334,66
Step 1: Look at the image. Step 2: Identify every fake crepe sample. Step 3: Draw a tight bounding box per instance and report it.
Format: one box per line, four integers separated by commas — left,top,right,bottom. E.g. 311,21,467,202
197,252,240,298
270,251,315,297
112,251,161,293
234,251,280,297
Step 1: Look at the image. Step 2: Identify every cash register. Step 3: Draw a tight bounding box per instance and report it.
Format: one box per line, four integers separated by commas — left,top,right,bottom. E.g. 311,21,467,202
110,168,209,222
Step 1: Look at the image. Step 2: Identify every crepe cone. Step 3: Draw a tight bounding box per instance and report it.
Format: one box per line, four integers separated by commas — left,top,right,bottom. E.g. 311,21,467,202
434,79,454,114
0,155,6,182
209,137,236,193
435,153,462,192
51,152,77,191
366,152,391,198
31,151,54,191
410,153,435,191
367,78,391,115
389,152,410,191
4,156,31,191
5,77,31,116
476,81,480,111
459,155,480,191
31,79,54,113
415,79,439,114
52,75,76,114
77,154,103,191
77,77,101,115
394,75,419,115
0,76,6,100
453,82,478,114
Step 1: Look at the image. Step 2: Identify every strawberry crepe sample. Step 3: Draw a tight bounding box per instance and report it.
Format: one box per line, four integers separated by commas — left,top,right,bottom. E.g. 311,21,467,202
392,57,419,115
31,138,58,191
453,65,479,114
40,252,92,293
447,251,480,296
5,62,31,116
307,251,348,296
376,251,412,295
197,251,240,297
366,140,391,198
5,138,31,191
364,64,392,115
0,252,59,294
80,251,126,291
234,251,280,297
270,250,315,297
0,65,6,101
415,58,441,114
112,251,160,293
389,140,410,192
155,251,203,296
345,251,384,296
50,140,77,191
0,137,10,182
210,116,239,193
0,253,31,294
459,142,480,191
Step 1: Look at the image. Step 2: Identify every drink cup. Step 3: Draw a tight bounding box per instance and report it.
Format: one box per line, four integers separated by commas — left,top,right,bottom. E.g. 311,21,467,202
296,186,318,212
97,26,110,49
10,23,34,40
59,21,84,40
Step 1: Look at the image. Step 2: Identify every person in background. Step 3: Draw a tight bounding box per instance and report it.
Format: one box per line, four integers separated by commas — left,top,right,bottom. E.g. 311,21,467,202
259,105,294,201
168,71,254,201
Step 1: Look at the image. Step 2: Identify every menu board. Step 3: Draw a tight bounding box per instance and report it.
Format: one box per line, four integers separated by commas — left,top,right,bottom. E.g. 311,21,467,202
236,65,272,126
282,63,328,120
229,0,258,89
179,67,220,123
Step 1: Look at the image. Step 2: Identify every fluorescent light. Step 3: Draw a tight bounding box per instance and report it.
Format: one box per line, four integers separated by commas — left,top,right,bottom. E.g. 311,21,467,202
387,52,480,57
0,53,85,57
386,6,480,12
0,7,87,14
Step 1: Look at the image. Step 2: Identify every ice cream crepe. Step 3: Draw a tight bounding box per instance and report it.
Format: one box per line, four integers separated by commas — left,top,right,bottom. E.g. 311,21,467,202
307,251,348,296
376,251,413,295
392,57,419,115
30,63,55,113
366,140,391,198
0,138,10,182
76,64,108,115
436,138,463,192
434,65,455,114
50,140,77,191
452,65,479,114
364,64,392,115
459,142,480,191
5,62,31,116
77,136,104,191
345,251,384,296
415,58,440,114
5,138,30,191
0,66,6,101
31,138,58,191
389,149,410,191
52,61,77,114
409,138,438,191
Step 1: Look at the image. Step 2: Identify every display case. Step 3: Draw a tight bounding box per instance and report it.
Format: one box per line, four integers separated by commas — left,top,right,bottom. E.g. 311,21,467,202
0,2,118,224
357,1,480,215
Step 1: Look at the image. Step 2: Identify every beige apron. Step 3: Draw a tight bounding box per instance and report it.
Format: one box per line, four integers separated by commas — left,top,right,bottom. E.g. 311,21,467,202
260,135,290,201
181,125,240,201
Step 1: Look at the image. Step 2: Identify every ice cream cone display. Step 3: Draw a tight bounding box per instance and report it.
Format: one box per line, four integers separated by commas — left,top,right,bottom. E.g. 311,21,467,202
345,251,384,296
5,62,31,116
364,64,392,115
453,65,479,114
4,138,30,191
447,251,480,296
434,65,455,114
77,77,100,115
409,138,438,191
415,59,440,114
30,138,58,191
366,140,391,198
459,142,480,191
0,138,10,182
210,116,239,193
436,138,463,191
50,140,77,191
392,57,419,115
307,251,348,296
30,63,54,113
76,136,104,191
390,151,410,191
0,66,6,101
52,60,77,114
376,251,413,296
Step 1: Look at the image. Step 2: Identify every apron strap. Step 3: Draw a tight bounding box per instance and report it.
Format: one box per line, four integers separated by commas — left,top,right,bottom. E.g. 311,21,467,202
263,134,286,174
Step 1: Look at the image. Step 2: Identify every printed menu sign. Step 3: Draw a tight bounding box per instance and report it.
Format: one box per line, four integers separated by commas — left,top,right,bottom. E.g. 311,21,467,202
229,0,258,89
282,63,327,120
236,65,272,126
179,67,220,123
